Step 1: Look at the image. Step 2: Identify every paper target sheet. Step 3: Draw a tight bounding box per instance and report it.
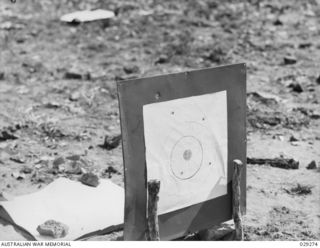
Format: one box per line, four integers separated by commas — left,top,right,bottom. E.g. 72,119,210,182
143,90,228,214
0,178,124,241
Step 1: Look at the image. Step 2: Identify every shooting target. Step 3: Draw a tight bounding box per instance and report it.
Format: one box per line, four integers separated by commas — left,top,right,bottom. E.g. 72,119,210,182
143,90,228,214
118,64,247,240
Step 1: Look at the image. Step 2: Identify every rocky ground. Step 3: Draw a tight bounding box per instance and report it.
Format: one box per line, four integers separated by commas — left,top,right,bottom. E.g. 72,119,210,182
0,0,319,241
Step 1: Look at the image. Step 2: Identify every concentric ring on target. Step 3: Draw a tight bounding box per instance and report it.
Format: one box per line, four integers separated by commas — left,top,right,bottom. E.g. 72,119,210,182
170,136,203,180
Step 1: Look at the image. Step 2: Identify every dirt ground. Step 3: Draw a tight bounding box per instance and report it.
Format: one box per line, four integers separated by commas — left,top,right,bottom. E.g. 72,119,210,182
0,0,319,241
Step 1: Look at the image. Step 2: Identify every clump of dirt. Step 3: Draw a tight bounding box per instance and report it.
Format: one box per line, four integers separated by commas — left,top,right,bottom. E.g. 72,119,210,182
287,184,313,196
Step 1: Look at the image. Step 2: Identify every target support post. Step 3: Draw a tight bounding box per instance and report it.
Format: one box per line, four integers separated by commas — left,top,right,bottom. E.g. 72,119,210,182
146,180,160,241
232,159,244,241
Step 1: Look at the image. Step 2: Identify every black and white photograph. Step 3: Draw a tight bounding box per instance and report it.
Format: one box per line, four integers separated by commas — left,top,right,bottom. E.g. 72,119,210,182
0,0,319,245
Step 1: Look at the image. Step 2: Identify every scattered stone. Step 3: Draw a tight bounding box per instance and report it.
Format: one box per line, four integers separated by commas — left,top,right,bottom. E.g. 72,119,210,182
288,184,312,195
104,166,119,178
316,75,320,85
0,72,4,80
310,112,320,120
37,220,68,238
289,135,298,142
101,134,121,150
64,71,82,80
10,155,26,164
298,43,312,49
65,161,82,174
64,71,91,80
306,160,317,170
20,166,33,174
283,56,297,65
53,156,65,168
69,91,81,101
249,115,282,128
123,65,140,74
155,55,169,64
247,157,299,169
273,19,283,26
79,172,99,187
306,85,315,92
273,206,290,214
43,101,61,109
247,92,279,105
0,130,18,142
288,83,303,93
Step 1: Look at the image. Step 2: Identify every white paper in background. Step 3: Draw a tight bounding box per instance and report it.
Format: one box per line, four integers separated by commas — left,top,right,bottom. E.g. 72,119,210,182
143,91,228,214
0,178,124,241
60,9,115,23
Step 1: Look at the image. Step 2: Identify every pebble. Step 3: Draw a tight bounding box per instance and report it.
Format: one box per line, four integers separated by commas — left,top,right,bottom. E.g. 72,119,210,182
79,172,99,187
69,91,81,101
288,83,303,93
273,19,283,25
298,43,312,49
102,134,121,150
123,65,140,74
155,55,169,64
316,75,320,84
104,166,119,178
65,160,82,174
64,71,91,80
20,166,33,174
52,156,65,168
306,160,317,170
283,56,297,65
10,155,26,164
37,220,68,238
64,71,82,80
289,135,298,142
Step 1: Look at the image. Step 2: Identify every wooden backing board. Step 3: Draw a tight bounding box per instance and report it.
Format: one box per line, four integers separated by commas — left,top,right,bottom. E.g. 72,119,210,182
117,64,246,240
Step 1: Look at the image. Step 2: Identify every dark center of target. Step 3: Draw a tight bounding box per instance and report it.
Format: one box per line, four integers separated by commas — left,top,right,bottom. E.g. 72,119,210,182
183,149,192,161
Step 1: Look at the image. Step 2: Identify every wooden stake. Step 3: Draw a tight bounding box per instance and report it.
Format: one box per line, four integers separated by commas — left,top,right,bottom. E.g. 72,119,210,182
147,180,160,241
232,159,243,241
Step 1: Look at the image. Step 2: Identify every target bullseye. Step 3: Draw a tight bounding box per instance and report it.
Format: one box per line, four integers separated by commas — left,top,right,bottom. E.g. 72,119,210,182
170,136,203,180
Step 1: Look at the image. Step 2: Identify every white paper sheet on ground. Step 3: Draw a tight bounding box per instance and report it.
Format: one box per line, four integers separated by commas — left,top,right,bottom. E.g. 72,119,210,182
143,90,228,214
60,9,115,23
0,178,124,241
